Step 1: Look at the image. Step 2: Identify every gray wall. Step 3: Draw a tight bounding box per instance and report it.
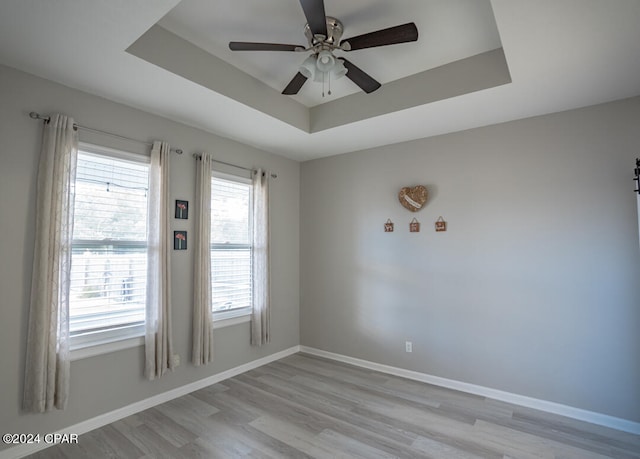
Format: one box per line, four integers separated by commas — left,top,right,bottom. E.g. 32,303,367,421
2,60,639,442
300,97,640,423
0,64,300,442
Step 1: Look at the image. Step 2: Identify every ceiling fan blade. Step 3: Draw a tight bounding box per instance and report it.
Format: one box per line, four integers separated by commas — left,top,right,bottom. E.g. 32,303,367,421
282,72,308,95
229,42,302,52
339,58,381,94
299,0,328,38
340,22,418,51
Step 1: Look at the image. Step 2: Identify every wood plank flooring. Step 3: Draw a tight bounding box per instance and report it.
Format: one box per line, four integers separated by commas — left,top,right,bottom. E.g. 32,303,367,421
27,353,640,458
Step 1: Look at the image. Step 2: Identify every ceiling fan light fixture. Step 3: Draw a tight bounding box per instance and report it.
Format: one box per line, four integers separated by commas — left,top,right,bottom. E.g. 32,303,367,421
315,50,335,72
299,51,345,84
298,55,317,79
330,59,347,80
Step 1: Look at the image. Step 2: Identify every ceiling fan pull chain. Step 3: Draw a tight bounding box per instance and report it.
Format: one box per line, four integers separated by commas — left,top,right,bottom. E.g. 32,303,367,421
322,71,325,97
328,72,332,95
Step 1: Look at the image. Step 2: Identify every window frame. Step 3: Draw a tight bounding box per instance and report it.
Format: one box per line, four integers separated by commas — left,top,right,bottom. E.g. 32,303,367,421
69,142,150,353
210,170,253,323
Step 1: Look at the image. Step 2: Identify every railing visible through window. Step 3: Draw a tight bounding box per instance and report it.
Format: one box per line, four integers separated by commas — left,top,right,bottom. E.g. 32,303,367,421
69,150,149,346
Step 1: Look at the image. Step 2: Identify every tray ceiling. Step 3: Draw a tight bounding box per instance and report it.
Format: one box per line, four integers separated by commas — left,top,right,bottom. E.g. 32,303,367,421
1,1,640,161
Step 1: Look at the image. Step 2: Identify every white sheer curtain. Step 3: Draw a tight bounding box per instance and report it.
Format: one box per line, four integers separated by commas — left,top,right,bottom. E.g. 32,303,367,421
23,114,78,412
193,152,214,365
145,141,174,380
251,169,271,346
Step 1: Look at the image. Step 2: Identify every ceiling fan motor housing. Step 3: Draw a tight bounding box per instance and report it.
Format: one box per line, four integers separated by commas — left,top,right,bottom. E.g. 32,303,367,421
304,16,344,49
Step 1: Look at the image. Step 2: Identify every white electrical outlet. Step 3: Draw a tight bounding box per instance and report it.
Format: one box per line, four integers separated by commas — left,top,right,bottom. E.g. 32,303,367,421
405,341,412,353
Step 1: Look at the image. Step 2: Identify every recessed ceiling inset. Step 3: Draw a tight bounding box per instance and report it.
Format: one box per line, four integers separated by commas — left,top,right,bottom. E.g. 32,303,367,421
159,0,504,107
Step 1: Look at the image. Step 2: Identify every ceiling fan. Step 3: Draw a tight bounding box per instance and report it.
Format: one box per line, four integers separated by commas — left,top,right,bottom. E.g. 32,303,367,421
229,0,418,96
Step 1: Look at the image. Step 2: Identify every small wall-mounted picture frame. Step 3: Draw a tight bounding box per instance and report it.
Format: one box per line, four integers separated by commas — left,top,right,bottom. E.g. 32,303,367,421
174,231,187,250
384,219,394,232
410,218,420,232
175,200,189,219
435,216,447,232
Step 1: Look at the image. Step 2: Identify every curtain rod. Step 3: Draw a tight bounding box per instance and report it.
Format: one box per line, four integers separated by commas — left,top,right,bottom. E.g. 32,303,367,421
192,153,277,179
29,112,183,155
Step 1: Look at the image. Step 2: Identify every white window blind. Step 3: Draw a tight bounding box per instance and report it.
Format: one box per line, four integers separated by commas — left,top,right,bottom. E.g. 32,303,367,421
211,175,252,316
69,150,149,347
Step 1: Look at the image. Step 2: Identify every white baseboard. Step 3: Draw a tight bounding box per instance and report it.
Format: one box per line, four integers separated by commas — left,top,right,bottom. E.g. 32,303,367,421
0,345,301,459
299,346,640,435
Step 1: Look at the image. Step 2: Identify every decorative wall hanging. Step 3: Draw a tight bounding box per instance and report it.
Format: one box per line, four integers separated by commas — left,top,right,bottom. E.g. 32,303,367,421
435,216,447,232
174,231,187,250
175,200,189,219
384,219,394,232
398,185,428,212
409,218,420,232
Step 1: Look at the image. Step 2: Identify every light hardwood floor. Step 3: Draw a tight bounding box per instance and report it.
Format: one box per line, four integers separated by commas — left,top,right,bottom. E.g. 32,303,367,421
28,353,640,458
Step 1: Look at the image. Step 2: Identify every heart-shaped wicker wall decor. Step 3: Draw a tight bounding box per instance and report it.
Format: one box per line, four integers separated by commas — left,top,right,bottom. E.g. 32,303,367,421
398,185,428,212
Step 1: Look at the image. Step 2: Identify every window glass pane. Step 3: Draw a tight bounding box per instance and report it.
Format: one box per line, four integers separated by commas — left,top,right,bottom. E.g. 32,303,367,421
69,245,146,335
69,151,148,338
211,247,252,312
211,175,252,314
211,178,250,244
74,153,148,241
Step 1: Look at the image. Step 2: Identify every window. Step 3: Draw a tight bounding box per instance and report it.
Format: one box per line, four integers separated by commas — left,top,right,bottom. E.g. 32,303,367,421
69,146,149,348
211,173,252,320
